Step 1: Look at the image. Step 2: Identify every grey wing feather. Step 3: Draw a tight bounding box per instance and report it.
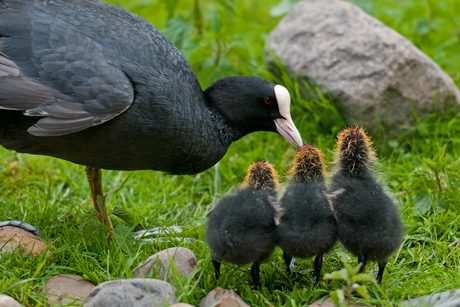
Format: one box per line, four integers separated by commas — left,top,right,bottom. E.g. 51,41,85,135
0,1,165,136
27,117,95,136
0,54,20,77
0,51,134,136
0,53,57,110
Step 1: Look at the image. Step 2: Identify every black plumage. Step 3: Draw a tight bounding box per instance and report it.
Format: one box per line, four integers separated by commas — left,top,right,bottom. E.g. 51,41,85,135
0,0,302,233
206,161,281,287
328,127,403,283
276,145,337,285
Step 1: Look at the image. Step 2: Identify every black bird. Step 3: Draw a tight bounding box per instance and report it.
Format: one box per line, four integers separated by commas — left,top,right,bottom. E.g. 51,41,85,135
328,127,403,283
0,0,303,234
276,145,337,286
206,161,281,287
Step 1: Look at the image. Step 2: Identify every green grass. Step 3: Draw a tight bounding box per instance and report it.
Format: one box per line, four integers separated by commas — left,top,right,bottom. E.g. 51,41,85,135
1,0,460,306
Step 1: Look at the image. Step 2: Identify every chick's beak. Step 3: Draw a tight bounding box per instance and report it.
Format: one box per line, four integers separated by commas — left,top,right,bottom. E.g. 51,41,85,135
274,85,303,148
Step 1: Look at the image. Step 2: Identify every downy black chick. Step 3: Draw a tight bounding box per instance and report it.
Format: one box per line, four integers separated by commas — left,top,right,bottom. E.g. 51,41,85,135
328,127,403,283
206,161,281,287
276,145,337,286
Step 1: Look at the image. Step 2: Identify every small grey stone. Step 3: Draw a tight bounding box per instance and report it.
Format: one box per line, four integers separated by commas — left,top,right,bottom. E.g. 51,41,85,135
0,220,42,237
0,294,23,307
82,279,176,307
198,287,249,307
132,247,197,284
307,297,362,307
45,274,95,305
266,0,460,137
133,227,196,244
402,289,460,307
133,227,183,239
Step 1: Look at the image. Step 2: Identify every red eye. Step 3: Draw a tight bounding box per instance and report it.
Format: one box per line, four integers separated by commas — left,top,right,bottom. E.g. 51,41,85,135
264,98,272,105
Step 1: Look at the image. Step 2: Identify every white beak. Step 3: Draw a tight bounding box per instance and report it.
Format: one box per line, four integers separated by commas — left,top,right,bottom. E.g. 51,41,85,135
274,85,303,148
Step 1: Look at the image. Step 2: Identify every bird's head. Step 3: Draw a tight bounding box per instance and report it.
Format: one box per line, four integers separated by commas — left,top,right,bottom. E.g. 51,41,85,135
204,76,303,148
289,144,326,183
241,161,280,191
334,126,376,175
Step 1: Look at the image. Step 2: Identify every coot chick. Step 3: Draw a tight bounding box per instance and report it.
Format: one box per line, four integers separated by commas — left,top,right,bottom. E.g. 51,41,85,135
206,161,281,287
328,127,403,283
0,0,303,234
276,145,337,286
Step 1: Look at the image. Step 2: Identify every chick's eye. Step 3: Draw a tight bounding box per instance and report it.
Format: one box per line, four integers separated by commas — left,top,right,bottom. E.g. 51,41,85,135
264,97,272,105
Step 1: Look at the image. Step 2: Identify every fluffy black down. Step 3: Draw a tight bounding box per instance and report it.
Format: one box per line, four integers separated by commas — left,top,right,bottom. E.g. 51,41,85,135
330,173,403,262
276,181,337,258
206,188,277,266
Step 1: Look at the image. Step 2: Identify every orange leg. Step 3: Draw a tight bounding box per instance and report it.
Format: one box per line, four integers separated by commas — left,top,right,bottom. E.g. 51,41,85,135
85,166,114,238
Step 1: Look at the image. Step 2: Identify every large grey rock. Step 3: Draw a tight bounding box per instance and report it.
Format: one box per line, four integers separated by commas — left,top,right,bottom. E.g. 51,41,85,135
82,279,176,307
45,274,95,306
0,294,22,307
267,0,460,136
132,247,197,284
198,287,249,307
402,289,460,307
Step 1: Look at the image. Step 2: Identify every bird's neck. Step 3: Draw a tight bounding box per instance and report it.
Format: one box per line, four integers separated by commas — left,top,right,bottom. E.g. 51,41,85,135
204,94,248,145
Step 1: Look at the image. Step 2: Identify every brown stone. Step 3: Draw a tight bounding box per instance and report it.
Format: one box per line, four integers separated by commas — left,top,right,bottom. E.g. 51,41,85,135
198,287,249,307
308,298,335,307
45,274,96,306
0,226,53,258
132,247,197,283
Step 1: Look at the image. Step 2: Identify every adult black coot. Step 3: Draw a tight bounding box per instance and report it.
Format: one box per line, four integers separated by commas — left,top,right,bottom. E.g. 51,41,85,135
206,161,281,287
276,145,337,286
328,127,403,283
0,0,302,233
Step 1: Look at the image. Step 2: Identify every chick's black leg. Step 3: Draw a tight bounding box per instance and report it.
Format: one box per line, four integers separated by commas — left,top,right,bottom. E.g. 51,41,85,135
376,261,387,284
357,253,367,273
251,262,260,288
283,252,294,274
211,254,221,280
313,254,323,287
